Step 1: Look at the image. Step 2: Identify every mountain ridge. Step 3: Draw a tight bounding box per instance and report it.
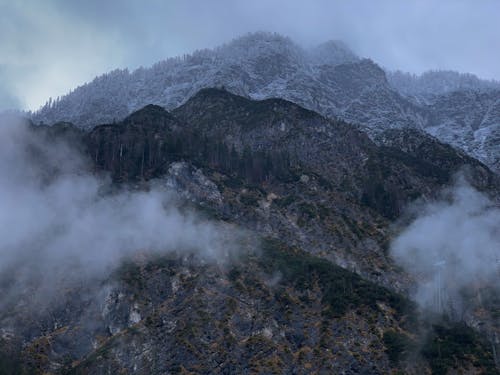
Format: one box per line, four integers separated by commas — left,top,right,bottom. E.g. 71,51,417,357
31,32,499,173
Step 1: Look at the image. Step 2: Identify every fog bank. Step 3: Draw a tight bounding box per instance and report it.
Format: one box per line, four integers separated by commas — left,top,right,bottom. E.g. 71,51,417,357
0,117,240,305
390,178,500,316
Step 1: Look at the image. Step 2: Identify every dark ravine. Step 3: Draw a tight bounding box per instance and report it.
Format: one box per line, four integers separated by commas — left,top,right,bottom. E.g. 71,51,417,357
1,89,499,374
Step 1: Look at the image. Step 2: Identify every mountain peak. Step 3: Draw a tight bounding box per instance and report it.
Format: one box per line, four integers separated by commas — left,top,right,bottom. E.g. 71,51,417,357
309,40,359,66
386,69,500,97
227,31,296,48
219,31,305,66
29,33,499,173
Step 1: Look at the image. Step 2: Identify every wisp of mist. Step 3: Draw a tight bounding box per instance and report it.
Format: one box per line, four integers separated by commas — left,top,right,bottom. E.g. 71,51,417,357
0,117,239,305
390,177,500,316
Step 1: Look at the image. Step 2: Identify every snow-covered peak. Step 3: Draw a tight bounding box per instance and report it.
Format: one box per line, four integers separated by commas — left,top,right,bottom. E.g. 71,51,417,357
222,32,299,54
216,32,306,72
30,33,500,174
308,40,359,66
387,69,500,98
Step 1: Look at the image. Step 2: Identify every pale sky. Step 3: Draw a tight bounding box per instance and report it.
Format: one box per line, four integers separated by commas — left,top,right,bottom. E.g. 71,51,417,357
1,0,499,111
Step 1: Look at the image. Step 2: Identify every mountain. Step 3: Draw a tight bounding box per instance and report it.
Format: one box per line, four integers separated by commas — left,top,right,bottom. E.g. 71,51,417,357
4,90,499,374
31,32,500,174
386,71,500,172
33,32,423,135
387,70,500,100
421,89,500,173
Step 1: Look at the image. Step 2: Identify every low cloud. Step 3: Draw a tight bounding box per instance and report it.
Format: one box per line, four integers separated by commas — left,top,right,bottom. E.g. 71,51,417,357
0,117,240,307
390,177,500,316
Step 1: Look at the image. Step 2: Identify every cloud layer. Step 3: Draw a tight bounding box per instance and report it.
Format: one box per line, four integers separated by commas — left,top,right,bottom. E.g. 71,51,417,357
390,178,500,315
0,116,239,307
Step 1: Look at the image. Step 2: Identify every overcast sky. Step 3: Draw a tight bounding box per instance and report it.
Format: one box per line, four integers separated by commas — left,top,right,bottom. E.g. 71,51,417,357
1,0,499,111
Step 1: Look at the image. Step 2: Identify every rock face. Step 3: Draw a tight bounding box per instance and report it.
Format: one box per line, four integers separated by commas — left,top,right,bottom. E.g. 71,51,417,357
30,32,500,173
423,90,500,173
387,70,500,174
4,90,498,374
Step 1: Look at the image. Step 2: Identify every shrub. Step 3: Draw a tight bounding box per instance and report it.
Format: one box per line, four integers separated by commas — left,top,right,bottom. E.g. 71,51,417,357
383,330,415,364
421,322,497,375
260,238,414,319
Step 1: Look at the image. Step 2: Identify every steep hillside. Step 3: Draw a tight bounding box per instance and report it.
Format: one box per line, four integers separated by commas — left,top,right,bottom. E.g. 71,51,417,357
3,91,499,373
